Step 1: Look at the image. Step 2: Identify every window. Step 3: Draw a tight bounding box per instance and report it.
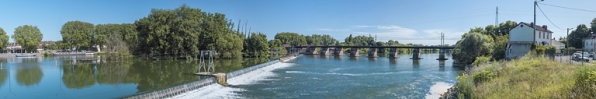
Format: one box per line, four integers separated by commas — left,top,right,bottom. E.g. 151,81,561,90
539,32,541,39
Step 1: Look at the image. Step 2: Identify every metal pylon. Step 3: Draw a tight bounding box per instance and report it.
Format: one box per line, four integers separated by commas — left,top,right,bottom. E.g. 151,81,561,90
198,50,216,73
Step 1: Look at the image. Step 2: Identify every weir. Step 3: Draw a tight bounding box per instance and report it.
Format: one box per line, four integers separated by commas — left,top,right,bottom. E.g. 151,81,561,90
126,55,299,99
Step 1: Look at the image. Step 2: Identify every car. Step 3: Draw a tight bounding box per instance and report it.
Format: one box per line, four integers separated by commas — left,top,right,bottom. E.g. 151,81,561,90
590,52,594,57
574,52,590,62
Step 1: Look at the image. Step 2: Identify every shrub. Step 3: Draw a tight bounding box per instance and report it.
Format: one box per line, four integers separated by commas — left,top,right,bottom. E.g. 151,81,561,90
42,51,52,57
456,74,475,98
472,56,491,66
572,66,596,97
472,70,496,83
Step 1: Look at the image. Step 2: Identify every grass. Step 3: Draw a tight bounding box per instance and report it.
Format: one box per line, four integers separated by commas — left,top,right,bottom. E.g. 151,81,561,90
456,55,596,99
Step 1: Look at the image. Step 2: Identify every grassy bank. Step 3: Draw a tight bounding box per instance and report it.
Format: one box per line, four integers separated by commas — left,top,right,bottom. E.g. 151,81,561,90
455,56,596,98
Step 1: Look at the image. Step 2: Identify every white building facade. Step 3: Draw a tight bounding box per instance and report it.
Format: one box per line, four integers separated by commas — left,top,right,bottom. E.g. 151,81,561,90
506,22,554,59
584,34,596,52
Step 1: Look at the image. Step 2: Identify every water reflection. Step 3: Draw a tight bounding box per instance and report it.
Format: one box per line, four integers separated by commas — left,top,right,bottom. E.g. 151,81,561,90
16,66,43,86
368,58,377,61
389,59,397,64
349,57,358,60
62,64,95,89
334,55,342,60
413,59,420,68
0,68,6,89
439,60,446,71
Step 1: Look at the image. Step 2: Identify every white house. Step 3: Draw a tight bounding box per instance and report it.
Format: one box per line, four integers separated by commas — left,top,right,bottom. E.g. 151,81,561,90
506,22,554,59
550,39,565,53
583,34,596,52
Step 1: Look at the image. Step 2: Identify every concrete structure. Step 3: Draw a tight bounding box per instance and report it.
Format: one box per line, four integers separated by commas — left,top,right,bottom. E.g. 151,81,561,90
388,48,399,59
350,48,359,57
506,22,554,59
334,47,344,56
411,48,421,59
368,48,378,58
437,49,448,60
550,39,565,53
320,47,330,55
584,34,596,52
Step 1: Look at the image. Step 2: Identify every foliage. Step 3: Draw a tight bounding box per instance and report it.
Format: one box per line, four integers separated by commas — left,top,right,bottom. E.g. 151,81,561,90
12,25,43,52
491,34,508,60
344,35,375,46
591,18,596,34
0,27,8,50
455,57,590,98
568,24,591,48
102,31,132,61
274,32,307,46
268,39,283,48
452,32,493,64
472,70,496,83
245,32,269,57
573,66,596,98
42,51,52,57
216,32,243,58
472,56,491,66
60,20,94,50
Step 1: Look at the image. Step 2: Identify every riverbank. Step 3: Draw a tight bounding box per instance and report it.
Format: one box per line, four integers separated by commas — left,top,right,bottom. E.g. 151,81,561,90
441,56,596,98
0,53,42,58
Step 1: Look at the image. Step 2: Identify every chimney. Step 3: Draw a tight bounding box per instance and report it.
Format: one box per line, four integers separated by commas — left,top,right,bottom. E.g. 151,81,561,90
542,25,547,30
530,22,534,28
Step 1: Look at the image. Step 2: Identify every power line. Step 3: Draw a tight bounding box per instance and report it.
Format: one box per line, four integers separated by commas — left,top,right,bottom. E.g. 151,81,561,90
536,4,562,30
539,3,596,13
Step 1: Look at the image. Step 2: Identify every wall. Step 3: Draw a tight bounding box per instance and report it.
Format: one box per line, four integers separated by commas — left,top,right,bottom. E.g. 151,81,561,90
506,43,531,59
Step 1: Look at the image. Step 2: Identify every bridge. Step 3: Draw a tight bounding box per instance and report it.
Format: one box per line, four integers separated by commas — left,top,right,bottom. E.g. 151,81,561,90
289,45,454,60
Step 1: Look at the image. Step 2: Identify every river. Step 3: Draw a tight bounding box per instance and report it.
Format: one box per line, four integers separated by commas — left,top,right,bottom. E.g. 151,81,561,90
175,53,465,99
0,56,269,99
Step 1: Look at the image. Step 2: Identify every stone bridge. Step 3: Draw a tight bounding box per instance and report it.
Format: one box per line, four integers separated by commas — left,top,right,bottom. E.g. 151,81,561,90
290,46,454,60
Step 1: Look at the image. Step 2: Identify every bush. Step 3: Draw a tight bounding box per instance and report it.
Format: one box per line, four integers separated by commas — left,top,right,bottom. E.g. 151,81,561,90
456,74,475,98
572,66,596,97
472,70,496,83
42,51,52,57
472,56,491,66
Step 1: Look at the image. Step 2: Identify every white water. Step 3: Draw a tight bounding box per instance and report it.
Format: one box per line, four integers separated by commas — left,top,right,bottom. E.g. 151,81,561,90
425,82,454,99
170,62,294,99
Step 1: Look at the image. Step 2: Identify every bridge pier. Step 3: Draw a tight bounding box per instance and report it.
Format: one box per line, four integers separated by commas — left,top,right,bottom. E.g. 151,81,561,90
389,48,398,59
305,47,318,55
334,47,344,56
437,49,448,60
411,48,422,59
350,48,359,57
320,47,330,56
368,48,378,58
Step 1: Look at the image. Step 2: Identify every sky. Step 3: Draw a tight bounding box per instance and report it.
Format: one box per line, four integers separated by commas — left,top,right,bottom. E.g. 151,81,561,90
1,0,595,45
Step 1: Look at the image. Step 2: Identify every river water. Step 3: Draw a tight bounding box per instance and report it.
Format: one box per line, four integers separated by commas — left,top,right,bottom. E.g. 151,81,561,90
175,53,465,99
0,56,268,99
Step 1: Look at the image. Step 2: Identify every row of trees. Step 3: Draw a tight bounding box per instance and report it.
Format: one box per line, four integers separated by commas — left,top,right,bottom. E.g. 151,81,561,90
0,26,44,53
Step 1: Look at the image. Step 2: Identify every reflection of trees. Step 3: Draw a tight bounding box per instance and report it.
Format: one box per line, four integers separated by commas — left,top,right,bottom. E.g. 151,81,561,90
214,58,244,73
62,64,96,89
0,69,6,88
16,66,43,86
131,60,199,92
96,61,136,85
242,57,268,68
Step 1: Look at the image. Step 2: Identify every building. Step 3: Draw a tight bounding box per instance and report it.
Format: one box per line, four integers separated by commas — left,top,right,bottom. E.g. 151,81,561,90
550,39,565,53
7,41,55,53
584,34,596,52
506,22,554,59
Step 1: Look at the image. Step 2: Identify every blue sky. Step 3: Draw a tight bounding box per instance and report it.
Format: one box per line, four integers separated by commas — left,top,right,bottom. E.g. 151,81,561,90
1,0,595,45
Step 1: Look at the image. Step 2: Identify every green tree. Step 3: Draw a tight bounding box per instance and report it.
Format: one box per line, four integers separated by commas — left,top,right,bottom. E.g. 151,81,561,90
0,27,8,50
60,20,95,50
591,18,596,33
269,39,283,48
274,32,307,46
245,32,269,57
492,34,509,60
452,32,494,64
568,24,591,48
498,20,517,36
12,25,43,52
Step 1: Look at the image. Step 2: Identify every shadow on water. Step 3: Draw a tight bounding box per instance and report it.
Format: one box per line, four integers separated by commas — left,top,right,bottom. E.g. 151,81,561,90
334,55,342,60
368,58,377,62
349,57,358,60
413,59,420,68
439,60,446,71
389,58,397,64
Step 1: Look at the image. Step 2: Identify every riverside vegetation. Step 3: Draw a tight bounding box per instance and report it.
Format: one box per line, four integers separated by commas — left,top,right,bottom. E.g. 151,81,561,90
453,54,596,98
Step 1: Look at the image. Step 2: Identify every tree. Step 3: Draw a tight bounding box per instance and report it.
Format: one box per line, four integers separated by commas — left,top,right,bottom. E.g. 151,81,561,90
60,20,94,50
274,32,307,46
245,32,269,57
0,27,8,50
12,25,43,52
452,32,493,64
492,34,509,60
591,18,596,33
269,39,282,48
498,20,517,36
568,24,590,48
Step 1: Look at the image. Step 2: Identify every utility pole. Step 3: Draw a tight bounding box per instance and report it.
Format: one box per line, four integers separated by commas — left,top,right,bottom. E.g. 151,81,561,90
533,1,537,44
496,6,498,26
567,28,573,63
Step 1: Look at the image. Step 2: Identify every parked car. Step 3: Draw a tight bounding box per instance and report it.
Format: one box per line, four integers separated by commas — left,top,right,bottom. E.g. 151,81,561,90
590,52,594,57
574,52,590,62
